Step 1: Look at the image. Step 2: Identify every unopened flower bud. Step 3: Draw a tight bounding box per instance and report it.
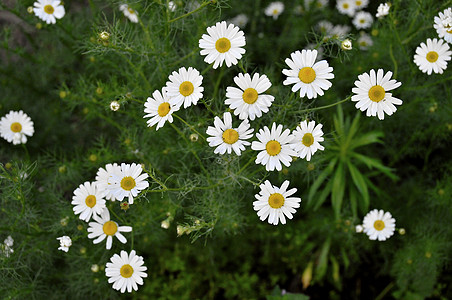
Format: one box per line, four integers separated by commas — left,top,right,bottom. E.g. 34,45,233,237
110,100,120,111
341,39,352,50
99,31,110,41
189,133,199,142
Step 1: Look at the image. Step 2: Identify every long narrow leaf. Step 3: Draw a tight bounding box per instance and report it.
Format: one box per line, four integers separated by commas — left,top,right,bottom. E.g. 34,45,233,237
347,160,369,211
332,161,346,219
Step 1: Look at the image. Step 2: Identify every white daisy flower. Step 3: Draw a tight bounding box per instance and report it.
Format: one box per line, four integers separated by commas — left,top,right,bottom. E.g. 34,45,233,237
336,0,356,17
282,49,334,99
0,110,34,145
317,20,334,36
71,181,107,222
144,89,180,130
434,7,452,43
353,11,373,29
168,1,176,11
225,73,275,121
376,3,391,19
95,163,122,201
265,2,284,20
330,24,351,39
362,209,396,241
355,225,364,233
306,43,325,60
107,163,149,204
351,69,402,120
2,236,14,257
353,0,368,10
358,33,373,50
305,0,329,10
4,236,13,248
33,0,65,24
87,208,132,250
165,67,204,108
414,38,452,75
119,4,139,23
253,180,301,225
290,120,325,161
199,21,246,69
57,236,72,252
228,14,249,28
251,123,296,172
206,112,254,156
106,250,148,293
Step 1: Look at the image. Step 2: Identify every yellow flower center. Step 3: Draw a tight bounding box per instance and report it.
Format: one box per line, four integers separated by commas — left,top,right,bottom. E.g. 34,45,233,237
268,193,285,209
426,51,439,63
44,5,54,14
360,19,365,23
158,102,171,117
302,133,314,147
179,81,194,97
242,88,258,104
298,67,316,84
447,28,452,34
127,7,135,14
120,176,136,191
373,220,385,231
356,0,362,5
360,41,367,46
85,195,97,208
103,221,118,236
10,122,22,133
120,264,134,278
266,140,282,156
222,129,239,144
272,9,278,15
368,85,385,103
343,3,349,9
215,37,231,53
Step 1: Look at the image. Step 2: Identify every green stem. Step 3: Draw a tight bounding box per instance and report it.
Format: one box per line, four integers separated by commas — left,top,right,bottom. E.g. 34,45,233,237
237,155,256,175
171,49,197,67
110,207,126,224
173,114,206,141
375,282,395,300
238,60,247,74
389,44,398,78
168,1,211,23
143,166,167,190
200,98,216,116
292,96,350,114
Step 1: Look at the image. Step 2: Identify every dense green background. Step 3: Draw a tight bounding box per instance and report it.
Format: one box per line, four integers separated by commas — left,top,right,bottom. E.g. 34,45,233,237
1,0,451,299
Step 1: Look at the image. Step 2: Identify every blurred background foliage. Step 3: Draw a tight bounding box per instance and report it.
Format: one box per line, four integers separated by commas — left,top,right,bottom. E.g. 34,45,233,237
1,0,451,299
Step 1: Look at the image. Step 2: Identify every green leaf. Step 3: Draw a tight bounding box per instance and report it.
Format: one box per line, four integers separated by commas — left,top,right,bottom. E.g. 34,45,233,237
344,112,361,146
349,185,358,218
313,180,333,211
349,131,384,150
352,152,398,180
307,158,337,207
315,237,331,281
332,161,346,219
347,160,369,212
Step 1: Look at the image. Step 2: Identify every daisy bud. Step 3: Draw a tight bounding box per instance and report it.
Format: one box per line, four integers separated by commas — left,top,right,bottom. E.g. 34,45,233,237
96,87,103,95
77,225,83,231
58,165,66,173
5,162,12,169
110,100,120,111
176,225,187,236
307,163,315,171
341,39,352,50
189,133,199,142
60,216,69,226
120,202,130,211
425,252,432,258
398,228,406,235
355,225,363,233
89,154,97,162
161,220,170,229
438,189,445,196
80,247,86,254
36,23,42,30
99,31,110,41
91,264,99,272
59,91,67,99
57,236,72,252
27,6,34,13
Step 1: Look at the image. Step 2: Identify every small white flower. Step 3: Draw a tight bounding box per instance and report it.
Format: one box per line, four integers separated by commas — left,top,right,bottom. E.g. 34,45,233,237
362,209,396,241
265,2,284,20
106,250,148,293
336,0,356,17
290,120,325,161
165,67,204,108
253,180,301,225
71,181,107,222
282,49,334,99
206,112,254,156
330,25,351,39
110,101,120,111
57,236,72,252
358,33,373,50
317,20,334,36
376,3,390,18
33,0,65,24
91,264,100,272
0,110,34,145
161,220,170,229
199,21,246,69
251,123,296,172
434,8,452,43
353,11,373,29
4,236,14,248
95,163,122,202
87,208,132,250
353,0,368,10
2,236,14,257
107,163,149,204
355,225,364,233
143,89,180,130
341,39,353,50
168,1,176,11
119,4,139,23
228,14,249,28
225,73,275,121
351,69,402,120
414,38,452,75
